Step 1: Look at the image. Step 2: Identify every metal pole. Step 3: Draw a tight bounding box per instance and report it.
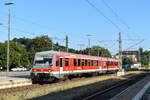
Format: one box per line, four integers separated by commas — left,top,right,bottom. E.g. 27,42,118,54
7,7,10,73
149,53,150,66
88,38,90,55
119,32,122,70
51,39,53,50
138,48,141,64
97,48,99,57
66,35,68,52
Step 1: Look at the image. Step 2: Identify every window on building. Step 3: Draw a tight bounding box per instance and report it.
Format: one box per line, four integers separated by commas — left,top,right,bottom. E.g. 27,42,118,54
74,59,77,66
78,59,81,66
65,58,69,66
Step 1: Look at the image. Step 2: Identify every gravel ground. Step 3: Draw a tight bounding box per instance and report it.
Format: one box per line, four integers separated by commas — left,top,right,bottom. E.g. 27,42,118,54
0,71,146,100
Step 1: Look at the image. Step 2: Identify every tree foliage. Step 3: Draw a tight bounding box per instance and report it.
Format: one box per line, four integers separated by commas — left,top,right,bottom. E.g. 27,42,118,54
0,42,30,69
0,35,112,69
122,56,133,65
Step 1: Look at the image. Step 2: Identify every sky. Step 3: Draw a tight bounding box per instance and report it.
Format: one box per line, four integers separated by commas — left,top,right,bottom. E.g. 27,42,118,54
0,0,150,55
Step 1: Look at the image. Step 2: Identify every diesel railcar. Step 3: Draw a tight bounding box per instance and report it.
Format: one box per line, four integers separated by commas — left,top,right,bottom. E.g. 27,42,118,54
30,51,119,83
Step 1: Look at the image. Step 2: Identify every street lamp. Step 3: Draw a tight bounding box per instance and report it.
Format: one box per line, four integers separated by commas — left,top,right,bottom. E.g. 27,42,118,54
4,2,14,73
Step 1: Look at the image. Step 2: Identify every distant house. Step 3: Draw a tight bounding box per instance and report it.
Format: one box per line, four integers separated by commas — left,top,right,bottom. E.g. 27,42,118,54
115,51,139,64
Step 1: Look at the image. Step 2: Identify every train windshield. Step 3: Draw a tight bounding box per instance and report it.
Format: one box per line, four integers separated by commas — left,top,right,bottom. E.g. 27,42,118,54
34,58,53,68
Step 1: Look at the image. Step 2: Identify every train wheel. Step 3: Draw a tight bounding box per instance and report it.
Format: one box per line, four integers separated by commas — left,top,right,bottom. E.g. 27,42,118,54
32,77,38,84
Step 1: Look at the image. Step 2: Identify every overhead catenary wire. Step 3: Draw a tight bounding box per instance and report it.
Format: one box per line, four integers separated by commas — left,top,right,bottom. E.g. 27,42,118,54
125,39,145,51
101,0,130,29
0,11,65,37
85,0,124,32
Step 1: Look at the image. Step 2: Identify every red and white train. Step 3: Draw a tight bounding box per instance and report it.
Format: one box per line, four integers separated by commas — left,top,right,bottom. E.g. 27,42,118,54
30,50,119,83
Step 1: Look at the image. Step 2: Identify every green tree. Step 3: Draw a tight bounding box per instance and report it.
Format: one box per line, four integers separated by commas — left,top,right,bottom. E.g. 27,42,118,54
0,42,30,69
29,35,52,52
122,56,132,65
85,46,111,57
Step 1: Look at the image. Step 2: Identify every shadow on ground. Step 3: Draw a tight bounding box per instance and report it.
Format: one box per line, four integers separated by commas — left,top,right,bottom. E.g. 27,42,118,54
27,72,148,100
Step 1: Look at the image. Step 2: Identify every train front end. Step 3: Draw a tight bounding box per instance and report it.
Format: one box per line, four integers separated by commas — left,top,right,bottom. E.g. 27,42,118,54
30,51,55,83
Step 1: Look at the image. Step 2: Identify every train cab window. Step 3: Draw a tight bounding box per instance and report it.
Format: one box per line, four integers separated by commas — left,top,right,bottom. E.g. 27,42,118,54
74,59,77,66
65,58,69,66
91,60,94,66
60,58,63,67
78,59,81,66
82,59,84,66
85,60,87,66
88,60,91,66
56,57,59,66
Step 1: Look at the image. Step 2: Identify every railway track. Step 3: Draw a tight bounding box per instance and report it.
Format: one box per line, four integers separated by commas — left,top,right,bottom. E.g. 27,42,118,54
0,73,115,96
82,73,149,100
0,71,148,99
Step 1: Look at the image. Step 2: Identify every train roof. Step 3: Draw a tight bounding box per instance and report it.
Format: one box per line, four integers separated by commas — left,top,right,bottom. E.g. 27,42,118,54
36,50,119,61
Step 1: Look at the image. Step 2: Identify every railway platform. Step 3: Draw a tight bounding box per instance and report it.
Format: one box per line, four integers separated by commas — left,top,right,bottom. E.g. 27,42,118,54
110,74,150,100
0,72,32,89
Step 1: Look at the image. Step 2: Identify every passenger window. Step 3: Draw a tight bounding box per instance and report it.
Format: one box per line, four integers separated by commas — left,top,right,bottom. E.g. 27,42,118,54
65,58,69,66
107,61,109,66
60,58,63,67
82,59,84,66
56,57,59,66
85,59,87,66
111,62,113,66
91,60,93,66
94,60,97,66
78,59,81,66
99,60,101,66
104,61,106,66
97,60,98,66
88,60,90,66
117,62,119,66
74,59,77,66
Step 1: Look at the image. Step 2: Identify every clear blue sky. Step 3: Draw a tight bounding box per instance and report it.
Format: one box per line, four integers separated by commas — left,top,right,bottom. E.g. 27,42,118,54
0,0,150,54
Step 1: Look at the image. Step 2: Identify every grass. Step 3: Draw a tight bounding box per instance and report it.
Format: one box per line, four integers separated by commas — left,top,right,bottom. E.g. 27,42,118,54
0,70,7,72
0,71,147,100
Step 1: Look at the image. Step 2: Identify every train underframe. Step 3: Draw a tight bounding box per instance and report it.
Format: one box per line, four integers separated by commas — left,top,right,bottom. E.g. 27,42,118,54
31,69,118,84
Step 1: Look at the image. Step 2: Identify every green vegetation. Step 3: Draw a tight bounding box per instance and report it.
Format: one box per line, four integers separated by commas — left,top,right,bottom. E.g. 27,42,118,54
139,48,150,66
122,56,133,65
0,35,111,70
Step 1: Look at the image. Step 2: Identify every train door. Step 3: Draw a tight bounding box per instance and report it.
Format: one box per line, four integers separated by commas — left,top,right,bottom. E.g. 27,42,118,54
59,57,63,74
99,60,102,70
